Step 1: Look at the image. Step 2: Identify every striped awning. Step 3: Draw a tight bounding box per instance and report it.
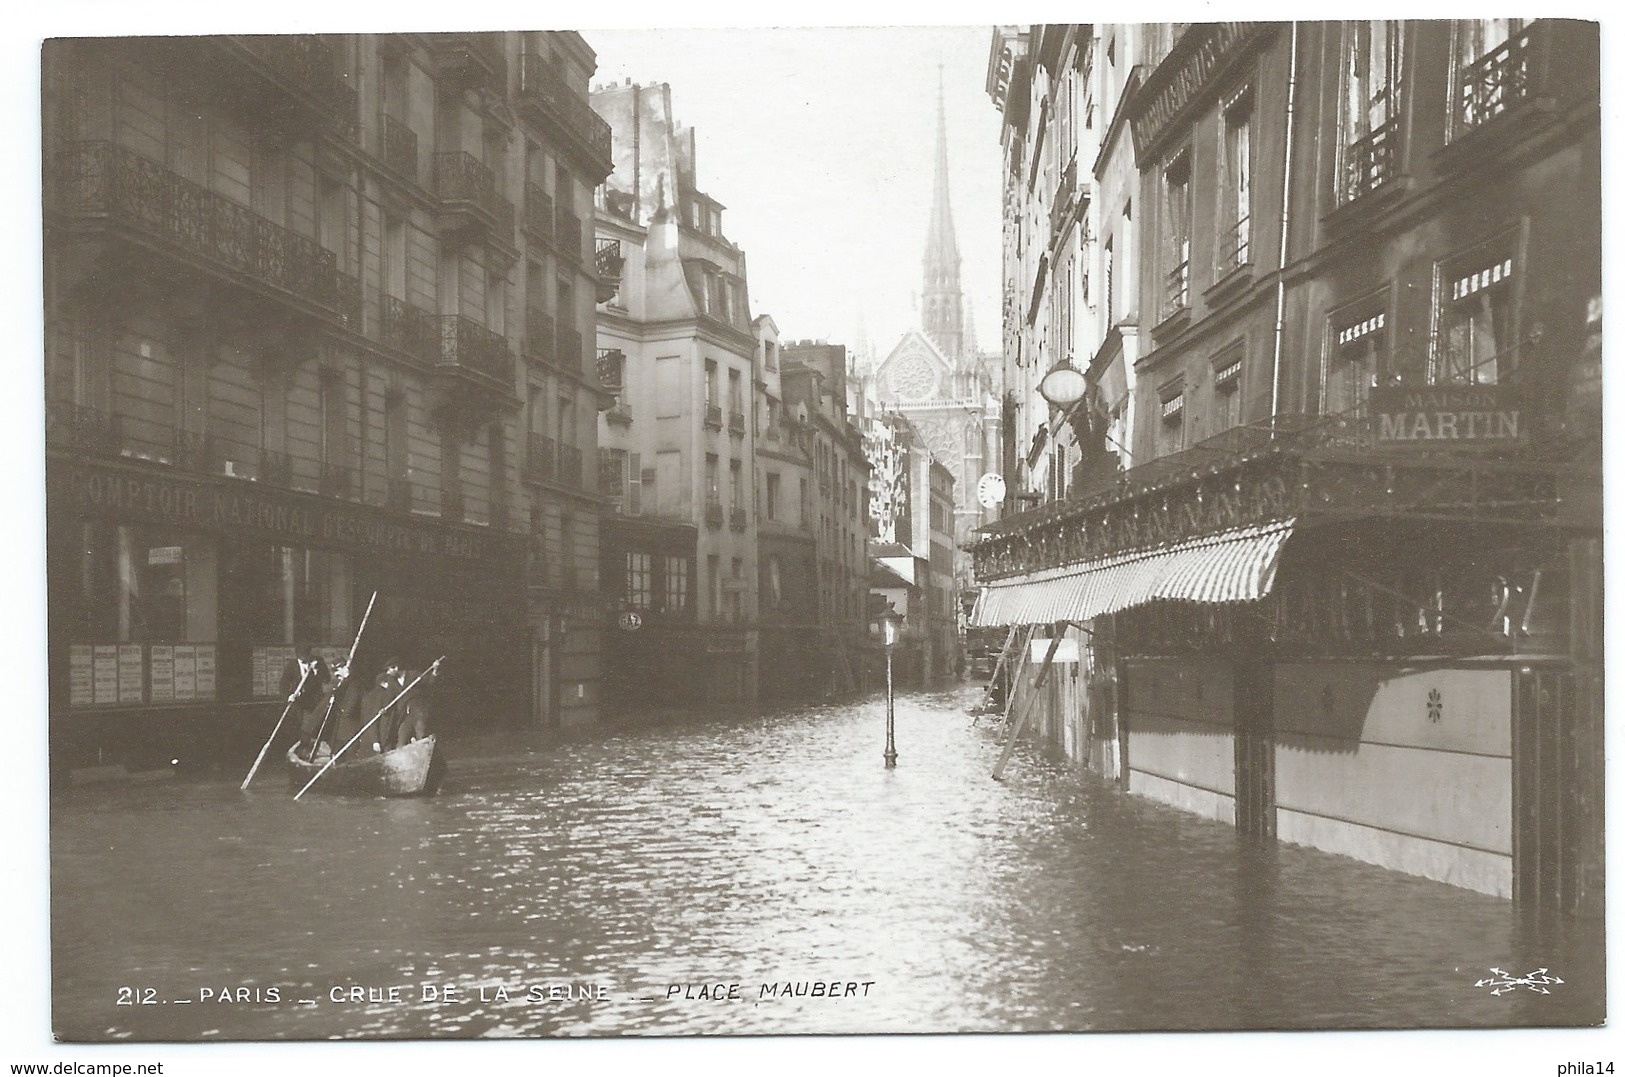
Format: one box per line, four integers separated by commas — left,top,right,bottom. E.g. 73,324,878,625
969,519,1295,627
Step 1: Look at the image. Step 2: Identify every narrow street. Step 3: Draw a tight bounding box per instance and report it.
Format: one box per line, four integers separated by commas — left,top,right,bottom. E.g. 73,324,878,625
51,686,1603,1040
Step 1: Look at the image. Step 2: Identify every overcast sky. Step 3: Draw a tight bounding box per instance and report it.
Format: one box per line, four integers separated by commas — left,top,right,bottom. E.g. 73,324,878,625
588,26,1005,365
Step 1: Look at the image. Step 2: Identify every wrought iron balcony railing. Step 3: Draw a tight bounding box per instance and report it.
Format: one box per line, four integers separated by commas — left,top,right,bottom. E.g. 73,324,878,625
600,449,624,496
51,141,361,327
1457,25,1535,131
524,183,555,242
432,151,515,238
517,53,615,177
381,295,439,363
523,311,555,365
558,327,583,373
438,315,512,385
1342,121,1397,204
596,348,625,394
524,433,557,484
595,237,624,302
705,404,724,430
428,33,508,95
704,497,725,529
383,115,419,182
555,208,583,261
559,443,584,489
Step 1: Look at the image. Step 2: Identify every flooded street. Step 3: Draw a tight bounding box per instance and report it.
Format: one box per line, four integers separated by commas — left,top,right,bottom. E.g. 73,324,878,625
51,686,1604,1040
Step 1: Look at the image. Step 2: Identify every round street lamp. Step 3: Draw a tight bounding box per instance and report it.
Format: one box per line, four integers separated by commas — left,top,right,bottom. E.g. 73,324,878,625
881,607,905,768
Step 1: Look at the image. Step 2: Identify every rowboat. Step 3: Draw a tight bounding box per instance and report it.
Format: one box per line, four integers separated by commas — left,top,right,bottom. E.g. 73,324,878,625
285,735,445,797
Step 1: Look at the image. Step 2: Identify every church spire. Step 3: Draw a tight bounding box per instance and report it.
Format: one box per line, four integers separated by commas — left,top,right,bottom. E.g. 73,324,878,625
922,69,964,364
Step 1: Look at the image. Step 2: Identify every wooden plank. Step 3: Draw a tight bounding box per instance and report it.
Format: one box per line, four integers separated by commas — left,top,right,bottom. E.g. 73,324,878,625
993,622,1068,781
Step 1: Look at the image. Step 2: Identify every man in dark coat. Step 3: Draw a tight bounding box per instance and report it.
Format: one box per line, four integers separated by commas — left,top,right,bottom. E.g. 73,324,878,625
322,660,364,753
362,656,441,751
280,648,330,759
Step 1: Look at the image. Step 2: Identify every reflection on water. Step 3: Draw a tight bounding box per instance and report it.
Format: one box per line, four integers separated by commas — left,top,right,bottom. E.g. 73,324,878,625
51,687,1604,1039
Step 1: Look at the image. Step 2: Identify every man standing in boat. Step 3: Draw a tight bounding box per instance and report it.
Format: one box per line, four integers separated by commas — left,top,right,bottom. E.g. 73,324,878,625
280,648,331,759
322,659,364,755
362,657,440,753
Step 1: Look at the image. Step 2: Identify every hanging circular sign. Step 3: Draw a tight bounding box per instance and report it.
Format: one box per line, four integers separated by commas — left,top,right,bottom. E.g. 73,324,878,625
1037,363,1088,407
618,611,643,632
976,472,1006,509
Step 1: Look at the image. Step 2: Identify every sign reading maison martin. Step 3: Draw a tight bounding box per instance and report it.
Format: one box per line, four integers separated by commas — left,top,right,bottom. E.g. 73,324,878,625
1370,385,1522,445
56,459,517,564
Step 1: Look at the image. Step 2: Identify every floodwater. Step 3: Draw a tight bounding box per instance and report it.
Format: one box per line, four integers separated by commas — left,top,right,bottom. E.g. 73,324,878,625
50,685,1604,1040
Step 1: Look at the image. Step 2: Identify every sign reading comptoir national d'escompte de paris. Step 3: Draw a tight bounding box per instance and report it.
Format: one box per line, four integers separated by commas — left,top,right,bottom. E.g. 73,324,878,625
1370,385,1522,444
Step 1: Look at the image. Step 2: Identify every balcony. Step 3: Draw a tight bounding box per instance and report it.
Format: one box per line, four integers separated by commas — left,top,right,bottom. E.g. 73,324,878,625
1162,259,1191,323
523,312,555,366
383,115,420,183
523,184,555,243
428,33,508,95
558,326,584,374
729,507,747,532
381,295,439,365
728,409,746,436
517,53,615,181
555,207,583,262
45,401,122,456
1219,214,1251,270
524,433,557,485
437,315,513,391
595,237,624,303
705,404,724,430
50,141,362,329
431,151,515,248
172,36,355,138
704,497,725,530
559,443,584,489
1342,122,1397,205
596,348,625,394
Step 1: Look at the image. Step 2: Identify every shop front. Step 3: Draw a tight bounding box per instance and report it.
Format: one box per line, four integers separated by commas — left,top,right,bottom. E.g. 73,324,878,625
47,456,527,774
972,433,1598,913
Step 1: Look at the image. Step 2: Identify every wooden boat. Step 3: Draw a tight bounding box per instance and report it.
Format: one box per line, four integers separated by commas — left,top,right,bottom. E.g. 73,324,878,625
285,735,445,797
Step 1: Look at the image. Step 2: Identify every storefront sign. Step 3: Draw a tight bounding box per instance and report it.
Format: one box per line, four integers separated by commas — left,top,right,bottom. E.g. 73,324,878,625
1371,386,1522,444
56,460,519,565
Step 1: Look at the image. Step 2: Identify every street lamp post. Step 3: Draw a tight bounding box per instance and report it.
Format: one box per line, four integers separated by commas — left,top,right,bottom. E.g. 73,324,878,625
881,608,904,768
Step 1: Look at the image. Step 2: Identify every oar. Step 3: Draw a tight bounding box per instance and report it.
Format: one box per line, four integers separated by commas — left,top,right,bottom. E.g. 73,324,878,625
239,662,310,790
294,656,445,801
307,590,379,761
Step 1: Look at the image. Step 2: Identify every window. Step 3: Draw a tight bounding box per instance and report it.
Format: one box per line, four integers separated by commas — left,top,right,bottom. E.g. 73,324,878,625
707,554,721,618
1435,247,1517,384
664,556,690,613
70,523,220,645
625,552,652,609
705,453,720,499
1220,94,1252,269
1212,351,1244,432
1158,389,1186,457
766,472,781,521
1453,20,1529,134
1326,308,1387,415
704,359,718,408
1341,22,1403,202
383,214,406,301
729,459,743,506
1162,153,1191,318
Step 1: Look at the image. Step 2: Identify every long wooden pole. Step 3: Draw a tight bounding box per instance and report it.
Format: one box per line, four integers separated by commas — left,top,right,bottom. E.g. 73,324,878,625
294,656,444,801
307,591,379,759
239,663,310,790
992,622,1068,781
970,624,1021,722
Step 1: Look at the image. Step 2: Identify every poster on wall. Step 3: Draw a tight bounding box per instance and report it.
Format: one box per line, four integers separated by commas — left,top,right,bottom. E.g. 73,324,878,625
91,645,117,705
148,645,175,703
194,645,215,700
251,648,268,699
116,644,143,704
68,645,93,707
172,645,196,702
